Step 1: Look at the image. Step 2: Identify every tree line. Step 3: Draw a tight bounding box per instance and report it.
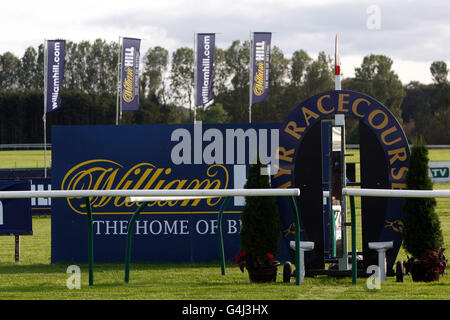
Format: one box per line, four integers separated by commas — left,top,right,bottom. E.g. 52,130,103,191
0,39,448,144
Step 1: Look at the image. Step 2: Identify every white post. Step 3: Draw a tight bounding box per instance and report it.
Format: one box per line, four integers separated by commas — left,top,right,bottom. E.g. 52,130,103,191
43,39,48,178
334,34,341,90
116,36,122,125
248,31,253,123
378,249,387,282
369,241,393,282
193,33,198,124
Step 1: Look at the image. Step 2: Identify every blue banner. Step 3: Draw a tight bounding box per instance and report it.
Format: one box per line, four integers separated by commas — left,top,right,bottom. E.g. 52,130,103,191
0,181,32,235
196,33,215,106
30,179,52,215
121,37,141,111
45,40,65,112
251,32,271,105
51,123,280,263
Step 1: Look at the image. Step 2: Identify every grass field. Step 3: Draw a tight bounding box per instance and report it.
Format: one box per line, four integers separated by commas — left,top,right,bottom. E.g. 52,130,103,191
0,149,449,300
0,150,51,169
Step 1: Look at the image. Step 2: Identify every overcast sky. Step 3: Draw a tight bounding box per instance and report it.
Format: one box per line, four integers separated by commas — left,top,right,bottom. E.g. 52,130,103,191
1,0,449,84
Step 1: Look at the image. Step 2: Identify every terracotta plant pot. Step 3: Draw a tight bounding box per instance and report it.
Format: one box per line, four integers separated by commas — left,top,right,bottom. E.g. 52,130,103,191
410,260,441,282
247,265,278,283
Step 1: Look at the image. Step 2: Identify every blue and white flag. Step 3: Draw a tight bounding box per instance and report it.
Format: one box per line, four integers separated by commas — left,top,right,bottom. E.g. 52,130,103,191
196,33,215,106
45,40,65,112
251,32,271,105
121,37,141,111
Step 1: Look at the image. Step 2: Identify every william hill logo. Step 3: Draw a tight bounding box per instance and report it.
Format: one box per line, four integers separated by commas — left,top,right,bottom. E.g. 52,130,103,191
61,160,229,215
122,47,136,103
253,41,267,96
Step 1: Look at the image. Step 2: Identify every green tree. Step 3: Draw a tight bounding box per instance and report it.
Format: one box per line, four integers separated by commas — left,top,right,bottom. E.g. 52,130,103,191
142,46,169,101
252,46,289,122
196,102,230,123
211,47,229,98
240,160,282,267
19,47,40,90
302,51,334,98
290,49,311,87
0,52,21,89
402,137,444,258
170,47,194,120
219,40,251,122
348,54,405,122
430,61,448,84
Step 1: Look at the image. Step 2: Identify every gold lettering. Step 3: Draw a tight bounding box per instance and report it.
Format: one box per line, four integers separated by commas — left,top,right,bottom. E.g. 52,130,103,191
392,183,407,189
277,181,292,189
62,160,229,214
368,109,388,130
337,93,350,112
284,121,305,140
391,167,408,180
253,61,265,96
273,165,292,179
302,107,319,127
351,98,370,118
122,67,135,103
388,148,408,165
317,94,334,114
381,126,401,146
277,147,295,163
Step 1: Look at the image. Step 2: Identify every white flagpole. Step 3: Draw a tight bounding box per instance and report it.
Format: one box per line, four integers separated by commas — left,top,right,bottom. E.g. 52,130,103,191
335,34,341,90
193,33,197,124
43,39,48,178
248,31,253,123
116,36,122,125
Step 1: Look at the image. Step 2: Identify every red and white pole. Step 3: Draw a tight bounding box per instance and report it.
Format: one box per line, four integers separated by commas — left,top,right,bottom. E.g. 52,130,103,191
335,34,341,90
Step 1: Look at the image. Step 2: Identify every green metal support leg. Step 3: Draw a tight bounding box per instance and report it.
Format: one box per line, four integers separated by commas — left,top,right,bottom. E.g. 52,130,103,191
350,195,357,284
124,201,149,283
331,208,336,258
289,196,301,285
217,197,231,276
85,197,94,287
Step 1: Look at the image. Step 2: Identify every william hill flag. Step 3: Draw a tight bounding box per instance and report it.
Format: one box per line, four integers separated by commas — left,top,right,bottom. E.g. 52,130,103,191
196,33,215,106
121,37,141,111
45,40,65,112
251,32,271,104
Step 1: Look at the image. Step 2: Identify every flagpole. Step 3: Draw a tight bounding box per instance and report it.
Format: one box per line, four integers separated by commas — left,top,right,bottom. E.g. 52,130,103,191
335,34,341,90
116,36,122,125
193,33,197,124
248,31,253,124
43,39,48,179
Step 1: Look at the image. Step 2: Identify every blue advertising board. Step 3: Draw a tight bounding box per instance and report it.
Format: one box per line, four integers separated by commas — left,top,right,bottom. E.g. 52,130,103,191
0,180,33,235
30,179,52,215
51,123,280,263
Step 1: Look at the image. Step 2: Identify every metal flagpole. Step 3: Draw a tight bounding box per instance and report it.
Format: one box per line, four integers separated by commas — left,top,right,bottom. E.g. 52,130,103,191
333,34,349,271
43,39,48,178
116,36,122,125
193,33,197,124
334,34,341,90
248,31,253,123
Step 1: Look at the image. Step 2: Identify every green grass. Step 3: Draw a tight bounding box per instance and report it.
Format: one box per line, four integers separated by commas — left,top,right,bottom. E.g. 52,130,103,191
0,149,449,299
0,217,449,300
0,194,449,300
0,150,51,169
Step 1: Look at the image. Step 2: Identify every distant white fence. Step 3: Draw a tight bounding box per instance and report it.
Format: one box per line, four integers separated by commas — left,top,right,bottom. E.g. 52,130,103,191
342,188,450,198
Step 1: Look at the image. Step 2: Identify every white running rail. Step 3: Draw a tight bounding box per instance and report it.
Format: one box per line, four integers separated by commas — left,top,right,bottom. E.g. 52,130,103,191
342,188,450,198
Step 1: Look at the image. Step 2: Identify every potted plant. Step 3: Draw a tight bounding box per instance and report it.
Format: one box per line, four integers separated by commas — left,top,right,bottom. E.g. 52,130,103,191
235,159,282,282
402,137,447,282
